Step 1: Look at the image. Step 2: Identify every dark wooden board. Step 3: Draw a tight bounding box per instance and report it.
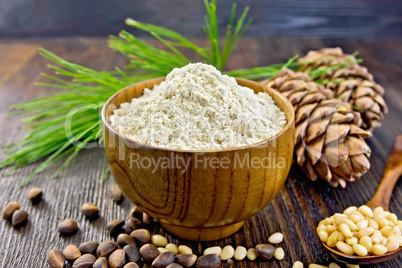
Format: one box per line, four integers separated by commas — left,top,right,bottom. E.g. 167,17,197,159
0,37,401,267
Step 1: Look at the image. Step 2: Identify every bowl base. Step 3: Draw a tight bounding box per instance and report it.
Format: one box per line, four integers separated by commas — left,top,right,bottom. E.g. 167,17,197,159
159,221,245,241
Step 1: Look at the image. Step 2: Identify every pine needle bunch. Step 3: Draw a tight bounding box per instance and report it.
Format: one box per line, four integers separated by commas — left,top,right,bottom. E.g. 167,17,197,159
108,0,251,74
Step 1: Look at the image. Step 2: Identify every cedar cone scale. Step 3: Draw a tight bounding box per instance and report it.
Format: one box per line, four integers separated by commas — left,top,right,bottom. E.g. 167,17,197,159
298,47,388,132
261,68,372,187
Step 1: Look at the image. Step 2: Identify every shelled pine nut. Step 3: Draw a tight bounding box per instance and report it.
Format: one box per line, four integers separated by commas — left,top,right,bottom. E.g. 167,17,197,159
268,232,283,244
221,245,234,260
352,244,368,256
274,247,284,260
178,245,192,255
317,205,402,257
165,243,178,255
243,248,255,261
151,234,168,247
233,246,247,261
203,246,221,256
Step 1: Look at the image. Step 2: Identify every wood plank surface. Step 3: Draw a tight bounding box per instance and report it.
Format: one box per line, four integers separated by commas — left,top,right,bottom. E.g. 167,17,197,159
0,37,401,267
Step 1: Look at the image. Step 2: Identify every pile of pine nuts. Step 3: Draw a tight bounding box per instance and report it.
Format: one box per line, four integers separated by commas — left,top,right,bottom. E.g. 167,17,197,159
317,205,402,256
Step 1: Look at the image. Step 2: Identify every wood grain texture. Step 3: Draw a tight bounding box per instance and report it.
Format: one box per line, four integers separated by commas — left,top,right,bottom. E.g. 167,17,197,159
102,77,295,241
0,43,38,87
0,37,401,267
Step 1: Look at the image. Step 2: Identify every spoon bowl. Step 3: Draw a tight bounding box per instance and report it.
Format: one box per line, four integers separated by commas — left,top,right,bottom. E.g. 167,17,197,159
321,135,402,265
322,240,402,265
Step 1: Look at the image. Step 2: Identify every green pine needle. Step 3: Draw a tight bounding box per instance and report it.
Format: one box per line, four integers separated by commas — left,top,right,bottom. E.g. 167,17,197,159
299,51,362,84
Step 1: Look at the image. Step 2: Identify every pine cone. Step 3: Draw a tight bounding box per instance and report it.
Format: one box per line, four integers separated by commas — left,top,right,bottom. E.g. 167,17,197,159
298,47,388,132
261,68,372,187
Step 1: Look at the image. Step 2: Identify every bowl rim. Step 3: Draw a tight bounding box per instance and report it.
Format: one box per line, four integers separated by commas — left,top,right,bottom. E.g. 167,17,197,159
101,76,295,153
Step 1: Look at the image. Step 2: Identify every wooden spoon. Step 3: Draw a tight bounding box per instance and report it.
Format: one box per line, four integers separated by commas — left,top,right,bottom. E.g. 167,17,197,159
322,134,402,265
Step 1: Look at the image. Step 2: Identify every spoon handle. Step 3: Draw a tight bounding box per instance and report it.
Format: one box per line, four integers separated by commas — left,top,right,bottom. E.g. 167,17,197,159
366,135,402,210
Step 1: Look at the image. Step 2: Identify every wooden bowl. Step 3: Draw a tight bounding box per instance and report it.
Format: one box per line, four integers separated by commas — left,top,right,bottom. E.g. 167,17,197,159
102,77,295,241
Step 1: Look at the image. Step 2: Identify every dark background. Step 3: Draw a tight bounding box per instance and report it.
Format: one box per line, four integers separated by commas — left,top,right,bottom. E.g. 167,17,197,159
1,0,401,38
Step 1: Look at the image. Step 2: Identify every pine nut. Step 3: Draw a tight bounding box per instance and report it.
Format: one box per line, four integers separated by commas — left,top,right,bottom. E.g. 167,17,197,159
380,226,393,237
322,218,333,225
359,236,373,252
393,226,401,236
388,234,402,246
339,223,352,238
342,219,357,232
372,244,387,255
221,245,234,261
246,248,257,261
336,232,345,242
358,205,373,218
178,245,192,255
165,243,178,255
346,237,358,245
356,220,368,230
28,188,43,204
233,246,247,260
317,224,326,233
373,207,383,215
203,246,221,256
327,231,339,247
368,219,379,230
348,214,360,224
274,247,284,260
336,241,354,255
268,232,284,244
175,254,197,267
329,263,341,268
387,213,398,225
326,225,337,234
353,244,368,256
371,230,383,244
151,235,168,247
318,231,328,243
334,213,346,226
292,261,304,268
374,214,385,221
343,206,357,215
380,237,388,246
377,218,389,229
386,240,400,252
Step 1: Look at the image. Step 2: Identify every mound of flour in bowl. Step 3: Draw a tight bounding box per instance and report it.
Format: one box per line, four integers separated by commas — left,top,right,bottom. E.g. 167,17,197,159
110,63,286,150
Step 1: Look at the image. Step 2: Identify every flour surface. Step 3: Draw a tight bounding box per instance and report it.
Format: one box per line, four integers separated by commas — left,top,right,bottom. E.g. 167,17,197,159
110,63,286,150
